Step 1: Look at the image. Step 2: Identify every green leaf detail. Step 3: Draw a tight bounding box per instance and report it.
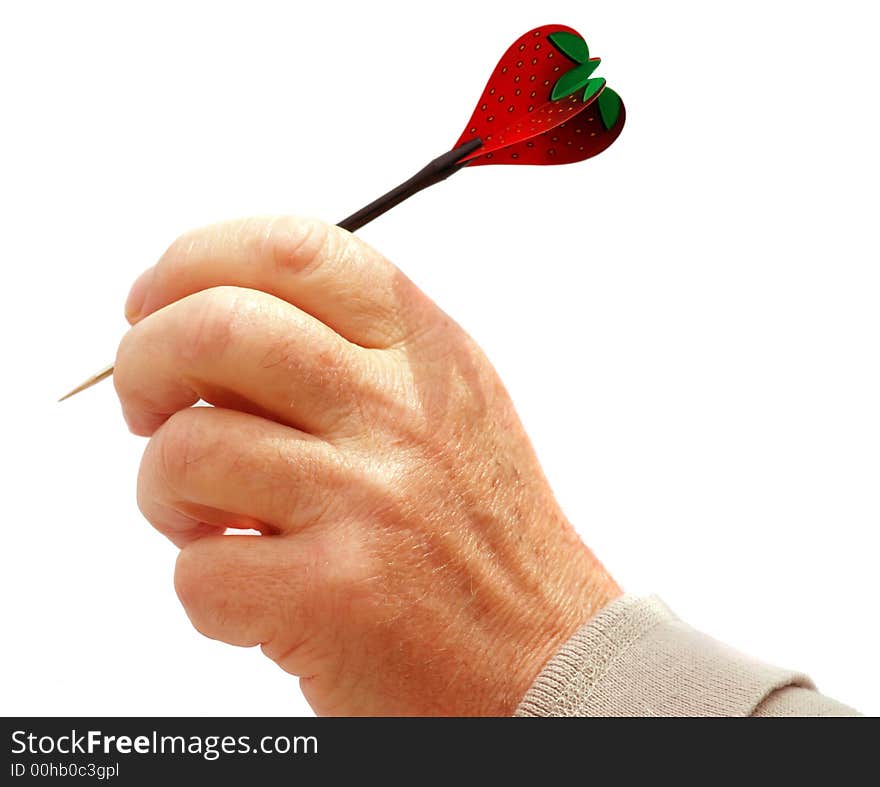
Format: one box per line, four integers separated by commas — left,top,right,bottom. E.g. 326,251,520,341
582,77,606,105
597,87,622,129
582,58,601,78
550,59,601,101
547,31,589,64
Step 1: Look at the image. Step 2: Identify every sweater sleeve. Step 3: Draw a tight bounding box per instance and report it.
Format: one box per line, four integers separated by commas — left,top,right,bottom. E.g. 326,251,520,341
515,594,859,717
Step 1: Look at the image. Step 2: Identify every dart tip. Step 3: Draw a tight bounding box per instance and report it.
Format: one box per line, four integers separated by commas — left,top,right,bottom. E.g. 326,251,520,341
58,363,115,402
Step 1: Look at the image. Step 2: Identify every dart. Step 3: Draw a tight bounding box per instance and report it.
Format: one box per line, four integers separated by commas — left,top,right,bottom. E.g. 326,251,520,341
59,23,625,401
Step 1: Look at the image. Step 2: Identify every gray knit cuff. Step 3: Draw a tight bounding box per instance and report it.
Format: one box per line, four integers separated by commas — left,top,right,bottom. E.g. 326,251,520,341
515,594,814,717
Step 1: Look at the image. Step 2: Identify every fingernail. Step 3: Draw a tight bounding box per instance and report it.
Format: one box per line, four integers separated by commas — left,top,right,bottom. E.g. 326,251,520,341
125,266,155,322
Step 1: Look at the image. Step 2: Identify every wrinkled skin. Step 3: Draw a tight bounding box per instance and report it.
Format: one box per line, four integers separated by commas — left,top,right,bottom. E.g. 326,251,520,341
115,216,620,716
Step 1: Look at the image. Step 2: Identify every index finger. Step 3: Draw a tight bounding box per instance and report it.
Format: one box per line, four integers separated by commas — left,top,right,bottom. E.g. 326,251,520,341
125,216,441,350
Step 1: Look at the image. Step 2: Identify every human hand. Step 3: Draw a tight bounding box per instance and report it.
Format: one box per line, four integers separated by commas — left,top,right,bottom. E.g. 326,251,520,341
115,216,620,715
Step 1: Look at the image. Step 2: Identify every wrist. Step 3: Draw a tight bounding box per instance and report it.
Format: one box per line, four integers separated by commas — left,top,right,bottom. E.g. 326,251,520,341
483,543,621,715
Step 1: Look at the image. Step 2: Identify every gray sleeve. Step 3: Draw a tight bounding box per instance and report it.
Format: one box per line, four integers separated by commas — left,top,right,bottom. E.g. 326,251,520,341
515,594,859,717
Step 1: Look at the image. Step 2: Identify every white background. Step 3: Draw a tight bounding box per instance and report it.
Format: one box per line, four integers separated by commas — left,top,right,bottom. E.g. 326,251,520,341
1,1,877,716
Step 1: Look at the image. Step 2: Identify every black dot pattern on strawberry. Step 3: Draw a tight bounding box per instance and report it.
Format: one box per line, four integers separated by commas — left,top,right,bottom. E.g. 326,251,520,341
454,24,625,167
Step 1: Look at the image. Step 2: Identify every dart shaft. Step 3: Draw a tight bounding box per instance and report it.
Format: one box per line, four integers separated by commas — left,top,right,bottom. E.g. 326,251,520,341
59,138,484,402
338,138,482,232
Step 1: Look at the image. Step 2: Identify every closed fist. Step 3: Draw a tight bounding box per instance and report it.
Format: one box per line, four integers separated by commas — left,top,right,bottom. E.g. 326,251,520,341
115,216,619,716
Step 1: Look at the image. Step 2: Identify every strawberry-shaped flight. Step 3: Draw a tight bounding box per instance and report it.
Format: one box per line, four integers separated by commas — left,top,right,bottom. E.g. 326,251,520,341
454,24,625,166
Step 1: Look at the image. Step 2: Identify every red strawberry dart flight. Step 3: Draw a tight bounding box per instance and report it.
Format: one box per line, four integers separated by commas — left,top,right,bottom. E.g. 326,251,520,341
455,24,625,166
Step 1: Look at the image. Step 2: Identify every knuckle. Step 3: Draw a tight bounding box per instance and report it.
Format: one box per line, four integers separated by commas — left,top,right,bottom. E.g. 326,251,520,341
274,452,340,528
181,286,246,363
395,303,456,353
112,330,136,402
173,545,212,633
174,541,237,642
383,333,498,449
263,215,331,277
174,541,262,646
311,341,350,386
158,227,201,273
113,330,164,436
150,409,207,493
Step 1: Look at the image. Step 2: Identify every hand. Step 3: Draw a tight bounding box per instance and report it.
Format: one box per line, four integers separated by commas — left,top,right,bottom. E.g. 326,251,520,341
115,216,620,716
